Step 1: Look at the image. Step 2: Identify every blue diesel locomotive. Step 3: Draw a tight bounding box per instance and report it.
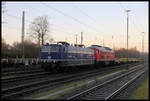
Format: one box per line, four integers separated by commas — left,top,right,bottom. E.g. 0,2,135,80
41,42,94,72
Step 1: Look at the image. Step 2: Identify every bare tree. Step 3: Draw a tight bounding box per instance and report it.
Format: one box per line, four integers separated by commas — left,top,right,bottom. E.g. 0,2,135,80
28,15,49,46
28,15,49,58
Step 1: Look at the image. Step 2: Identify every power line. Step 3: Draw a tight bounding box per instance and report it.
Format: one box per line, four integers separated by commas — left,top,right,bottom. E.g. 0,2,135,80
118,2,145,34
5,13,31,24
41,2,103,34
72,3,125,48
118,2,126,11
72,4,98,24
71,3,108,34
118,2,148,53
52,27,73,35
41,3,87,26
23,4,81,35
5,13,76,36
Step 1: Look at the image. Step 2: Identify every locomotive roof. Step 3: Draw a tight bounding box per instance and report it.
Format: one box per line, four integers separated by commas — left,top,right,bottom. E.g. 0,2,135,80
43,43,94,52
57,41,70,45
104,47,112,51
89,45,114,53
91,45,102,47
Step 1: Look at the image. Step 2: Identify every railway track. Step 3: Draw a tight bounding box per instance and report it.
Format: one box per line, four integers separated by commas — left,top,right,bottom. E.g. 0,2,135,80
2,66,115,99
2,65,41,72
1,63,141,99
2,72,50,85
2,63,137,84
66,64,148,100
2,68,45,76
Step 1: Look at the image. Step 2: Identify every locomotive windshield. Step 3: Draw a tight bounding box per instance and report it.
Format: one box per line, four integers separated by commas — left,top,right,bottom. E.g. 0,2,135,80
42,45,59,53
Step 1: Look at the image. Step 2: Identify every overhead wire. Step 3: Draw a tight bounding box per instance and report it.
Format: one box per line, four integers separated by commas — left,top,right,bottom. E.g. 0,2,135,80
41,2,104,34
71,3,117,47
6,12,74,32
5,12,76,44
118,2,145,33
21,3,83,37
118,2,148,52
71,3,108,34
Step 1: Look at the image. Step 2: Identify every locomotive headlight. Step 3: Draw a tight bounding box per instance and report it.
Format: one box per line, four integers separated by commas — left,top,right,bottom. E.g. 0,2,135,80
48,56,51,59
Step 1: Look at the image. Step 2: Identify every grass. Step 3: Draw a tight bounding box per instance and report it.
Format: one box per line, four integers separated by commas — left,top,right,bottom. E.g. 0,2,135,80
129,77,149,100
1,75,17,80
23,70,123,99
23,64,142,100
41,68,127,99
23,79,91,99
25,77,96,99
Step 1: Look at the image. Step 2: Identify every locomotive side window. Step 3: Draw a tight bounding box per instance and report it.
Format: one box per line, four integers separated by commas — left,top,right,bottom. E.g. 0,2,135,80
96,51,98,54
41,46,49,52
50,46,59,52
41,45,59,52
62,46,68,53
63,47,65,52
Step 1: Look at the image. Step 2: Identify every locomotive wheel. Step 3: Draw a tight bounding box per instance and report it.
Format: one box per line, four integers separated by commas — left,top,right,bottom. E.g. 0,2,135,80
72,66,78,71
55,65,63,73
94,64,98,68
63,67,69,72
44,63,52,72
51,63,57,73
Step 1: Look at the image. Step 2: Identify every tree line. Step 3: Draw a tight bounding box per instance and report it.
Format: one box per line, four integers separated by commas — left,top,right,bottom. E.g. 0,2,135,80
2,38,40,58
114,47,141,58
2,37,146,59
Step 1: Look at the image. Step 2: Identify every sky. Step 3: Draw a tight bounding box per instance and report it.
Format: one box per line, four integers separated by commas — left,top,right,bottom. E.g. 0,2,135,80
2,1,149,53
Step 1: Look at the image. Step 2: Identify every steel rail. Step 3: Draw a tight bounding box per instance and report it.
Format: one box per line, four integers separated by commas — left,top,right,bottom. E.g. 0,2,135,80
105,68,147,100
2,63,139,99
66,64,146,100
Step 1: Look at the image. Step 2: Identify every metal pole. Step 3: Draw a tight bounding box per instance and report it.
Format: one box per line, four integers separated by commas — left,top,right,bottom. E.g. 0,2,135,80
75,34,77,45
112,35,114,50
127,12,128,65
125,10,130,69
142,32,145,63
22,11,25,63
81,32,83,45
103,37,104,47
142,32,144,54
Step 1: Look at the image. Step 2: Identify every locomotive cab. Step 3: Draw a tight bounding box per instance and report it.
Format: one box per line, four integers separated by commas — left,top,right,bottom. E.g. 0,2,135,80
40,42,70,72
41,42,69,61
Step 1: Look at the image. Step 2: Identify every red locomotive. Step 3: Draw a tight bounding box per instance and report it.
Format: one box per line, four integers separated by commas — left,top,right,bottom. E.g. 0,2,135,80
89,45,115,65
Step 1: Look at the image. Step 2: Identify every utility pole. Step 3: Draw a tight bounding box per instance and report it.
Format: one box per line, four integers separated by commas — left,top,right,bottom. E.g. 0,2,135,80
125,9,131,69
22,11,25,63
100,40,102,46
81,32,83,45
142,32,145,54
75,34,78,45
112,35,114,50
103,37,104,47
142,32,145,63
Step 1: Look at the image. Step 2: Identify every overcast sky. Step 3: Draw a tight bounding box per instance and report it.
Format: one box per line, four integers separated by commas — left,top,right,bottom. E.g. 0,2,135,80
2,1,149,53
